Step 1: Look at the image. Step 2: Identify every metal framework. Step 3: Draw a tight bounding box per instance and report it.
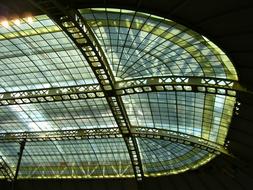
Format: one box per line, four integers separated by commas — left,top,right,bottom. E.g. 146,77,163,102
27,0,144,181
16,164,133,179
0,0,248,182
13,140,26,182
0,84,103,106
0,127,229,156
115,76,245,97
0,128,121,142
0,76,248,107
131,127,229,155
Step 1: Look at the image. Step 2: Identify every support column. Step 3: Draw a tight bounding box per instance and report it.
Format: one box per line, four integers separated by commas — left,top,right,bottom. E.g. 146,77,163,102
12,139,26,190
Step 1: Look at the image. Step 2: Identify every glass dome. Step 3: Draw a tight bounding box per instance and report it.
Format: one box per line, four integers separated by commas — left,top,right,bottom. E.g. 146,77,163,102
0,7,237,180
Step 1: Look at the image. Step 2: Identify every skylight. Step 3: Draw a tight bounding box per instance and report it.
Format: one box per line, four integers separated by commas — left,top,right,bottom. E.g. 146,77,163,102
0,7,237,180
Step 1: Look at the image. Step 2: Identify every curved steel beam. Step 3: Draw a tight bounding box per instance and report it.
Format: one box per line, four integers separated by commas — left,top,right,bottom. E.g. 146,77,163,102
131,127,230,156
0,75,249,107
115,76,247,97
27,0,144,181
0,127,230,156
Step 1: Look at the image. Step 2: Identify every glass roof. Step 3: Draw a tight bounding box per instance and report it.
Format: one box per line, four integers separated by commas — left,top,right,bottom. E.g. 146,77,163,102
138,138,215,176
0,15,97,92
0,8,237,179
0,138,133,178
123,92,235,144
0,98,117,133
80,8,237,81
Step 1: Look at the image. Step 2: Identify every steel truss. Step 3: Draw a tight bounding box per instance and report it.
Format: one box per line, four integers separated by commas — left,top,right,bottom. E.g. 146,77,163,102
131,127,229,155
0,128,121,142
27,0,144,181
17,163,133,179
0,127,229,156
0,76,246,107
0,84,103,106
115,76,245,97
0,0,245,182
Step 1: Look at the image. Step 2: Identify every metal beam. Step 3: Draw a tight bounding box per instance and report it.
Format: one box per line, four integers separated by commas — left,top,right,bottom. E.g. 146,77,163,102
14,164,133,179
11,140,26,190
13,140,26,181
0,76,248,107
0,127,230,156
131,127,230,156
0,156,14,181
12,0,244,181
26,0,144,181
115,76,247,97
0,128,121,142
0,84,103,106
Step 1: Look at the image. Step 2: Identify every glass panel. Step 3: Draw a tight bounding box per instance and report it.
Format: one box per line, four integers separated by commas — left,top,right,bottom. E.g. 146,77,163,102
0,15,97,93
0,98,117,133
122,92,235,143
18,138,133,178
0,8,238,179
0,142,20,174
81,8,238,81
137,138,215,176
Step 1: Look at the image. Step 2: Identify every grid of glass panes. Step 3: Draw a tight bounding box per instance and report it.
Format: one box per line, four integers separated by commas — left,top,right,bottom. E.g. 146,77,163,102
0,8,239,179
0,142,20,174
80,8,237,81
0,98,117,133
0,15,97,93
122,92,235,144
18,138,133,178
137,138,214,175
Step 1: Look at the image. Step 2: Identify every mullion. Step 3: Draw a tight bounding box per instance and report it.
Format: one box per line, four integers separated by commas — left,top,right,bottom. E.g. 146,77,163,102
21,146,40,176
61,101,81,130
140,138,167,173
123,92,227,132
115,10,137,76
130,94,147,126
115,23,193,77
125,95,140,127
121,14,151,71
137,93,151,128
98,29,177,77
106,45,173,78
104,8,115,73
216,96,229,142
71,140,90,175
116,9,123,54
10,25,53,88
29,141,57,175
67,100,99,129
147,93,158,128
0,41,32,91
154,93,163,128
90,98,116,128
89,8,108,58
70,101,94,128
93,16,227,78
25,28,72,85
51,140,69,175
89,138,104,174
25,31,70,87
93,27,218,78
